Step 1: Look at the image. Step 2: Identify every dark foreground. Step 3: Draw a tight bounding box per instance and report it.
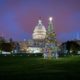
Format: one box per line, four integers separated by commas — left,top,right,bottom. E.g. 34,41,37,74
0,55,80,80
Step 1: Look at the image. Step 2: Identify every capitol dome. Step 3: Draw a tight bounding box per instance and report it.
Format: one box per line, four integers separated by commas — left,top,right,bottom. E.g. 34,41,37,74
32,20,46,40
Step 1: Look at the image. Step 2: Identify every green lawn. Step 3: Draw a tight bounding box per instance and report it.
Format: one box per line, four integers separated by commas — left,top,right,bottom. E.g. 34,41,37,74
0,55,80,80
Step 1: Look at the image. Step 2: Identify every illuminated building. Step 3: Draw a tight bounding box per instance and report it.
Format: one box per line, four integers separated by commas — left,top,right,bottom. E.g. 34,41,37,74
19,40,28,52
25,19,47,53
32,19,46,48
27,47,42,53
15,17,58,55
33,20,46,40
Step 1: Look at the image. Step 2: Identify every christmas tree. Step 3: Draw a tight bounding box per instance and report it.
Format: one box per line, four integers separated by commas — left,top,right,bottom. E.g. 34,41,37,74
44,17,58,59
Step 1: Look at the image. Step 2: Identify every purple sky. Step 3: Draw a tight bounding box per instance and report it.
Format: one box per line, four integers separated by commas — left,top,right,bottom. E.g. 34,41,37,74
0,0,80,42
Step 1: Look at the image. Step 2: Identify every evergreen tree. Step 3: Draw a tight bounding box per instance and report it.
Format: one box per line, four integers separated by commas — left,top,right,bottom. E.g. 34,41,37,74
44,17,58,59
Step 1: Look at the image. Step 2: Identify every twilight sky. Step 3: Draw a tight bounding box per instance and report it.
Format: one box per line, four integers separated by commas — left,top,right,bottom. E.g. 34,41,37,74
0,0,80,42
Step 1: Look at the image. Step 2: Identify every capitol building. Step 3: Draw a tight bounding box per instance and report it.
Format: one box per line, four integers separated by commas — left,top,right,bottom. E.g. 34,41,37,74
19,17,57,55
33,20,46,40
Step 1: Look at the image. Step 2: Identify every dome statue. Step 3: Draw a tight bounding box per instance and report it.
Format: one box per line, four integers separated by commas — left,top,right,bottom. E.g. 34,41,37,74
32,19,46,40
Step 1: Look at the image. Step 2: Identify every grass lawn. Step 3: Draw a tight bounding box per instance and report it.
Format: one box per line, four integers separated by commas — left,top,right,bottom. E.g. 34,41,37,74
0,55,80,80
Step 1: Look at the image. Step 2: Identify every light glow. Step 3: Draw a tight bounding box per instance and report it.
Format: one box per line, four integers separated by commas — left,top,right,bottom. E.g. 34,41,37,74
49,17,53,21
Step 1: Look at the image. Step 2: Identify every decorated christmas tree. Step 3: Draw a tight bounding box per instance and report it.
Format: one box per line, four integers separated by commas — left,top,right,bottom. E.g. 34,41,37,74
44,17,58,59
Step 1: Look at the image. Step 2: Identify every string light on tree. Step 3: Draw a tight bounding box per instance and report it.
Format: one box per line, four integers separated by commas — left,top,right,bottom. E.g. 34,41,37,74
44,17,58,59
